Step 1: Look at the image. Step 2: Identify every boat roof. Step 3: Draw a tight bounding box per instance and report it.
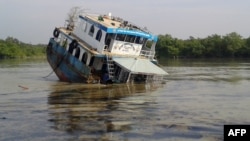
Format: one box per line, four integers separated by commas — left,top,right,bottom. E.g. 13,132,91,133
79,14,158,42
113,57,168,75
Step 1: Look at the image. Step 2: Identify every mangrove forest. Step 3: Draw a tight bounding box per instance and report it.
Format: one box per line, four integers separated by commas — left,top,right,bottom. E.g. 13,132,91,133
156,32,250,58
1,32,250,59
0,37,45,59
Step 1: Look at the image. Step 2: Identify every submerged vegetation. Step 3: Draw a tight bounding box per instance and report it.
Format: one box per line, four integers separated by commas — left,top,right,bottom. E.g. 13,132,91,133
1,32,250,59
0,37,46,59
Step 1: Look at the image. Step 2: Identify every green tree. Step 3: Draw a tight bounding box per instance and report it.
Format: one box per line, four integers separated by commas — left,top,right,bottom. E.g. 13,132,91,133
0,37,45,59
222,32,244,57
238,37,250,57
181,37,205,58
156,34,181,58
201,34,223,57
155,32,249,58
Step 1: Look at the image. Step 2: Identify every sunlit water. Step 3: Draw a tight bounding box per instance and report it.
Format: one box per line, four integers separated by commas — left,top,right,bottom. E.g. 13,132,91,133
0,58,250,141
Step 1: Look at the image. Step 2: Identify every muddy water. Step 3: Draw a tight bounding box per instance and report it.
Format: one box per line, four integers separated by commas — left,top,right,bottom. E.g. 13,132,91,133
0,58,250,141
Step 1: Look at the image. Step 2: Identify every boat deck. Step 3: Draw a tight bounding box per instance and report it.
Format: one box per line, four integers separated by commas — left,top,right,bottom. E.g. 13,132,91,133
84,14,148,34
59,28,101,55
86,15,122,29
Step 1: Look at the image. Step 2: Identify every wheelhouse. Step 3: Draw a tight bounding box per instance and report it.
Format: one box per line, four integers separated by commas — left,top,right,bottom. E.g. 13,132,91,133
72,14,158,59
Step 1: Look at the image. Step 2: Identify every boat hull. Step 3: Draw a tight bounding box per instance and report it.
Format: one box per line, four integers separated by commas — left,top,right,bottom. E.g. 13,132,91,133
46,38,96,83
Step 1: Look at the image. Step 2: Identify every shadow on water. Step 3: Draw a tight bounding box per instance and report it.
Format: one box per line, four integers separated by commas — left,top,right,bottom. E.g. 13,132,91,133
47,83,164,140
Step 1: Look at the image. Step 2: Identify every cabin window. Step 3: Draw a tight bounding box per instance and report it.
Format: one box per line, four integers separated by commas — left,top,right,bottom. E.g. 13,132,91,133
81,52,88,64
116,34,126,41
119,70,129,82
95,29,102,41
105,33,114,49
135,37,144,44
75,47,81,59
89,25,95,37
142,38,148,47
89,56,95,66
68,45,74,54
145,40,153,48
125,35,136,43
114,66,121,77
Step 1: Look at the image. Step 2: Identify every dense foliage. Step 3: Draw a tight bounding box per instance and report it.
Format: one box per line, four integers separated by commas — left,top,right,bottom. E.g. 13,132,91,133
156,32,250,58
0,37,46,59
1,32,250,59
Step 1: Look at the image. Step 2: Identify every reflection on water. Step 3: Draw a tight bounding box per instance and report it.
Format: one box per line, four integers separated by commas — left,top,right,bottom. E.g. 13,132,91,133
47,83,163,140
161,59,250,83
1,59,250,141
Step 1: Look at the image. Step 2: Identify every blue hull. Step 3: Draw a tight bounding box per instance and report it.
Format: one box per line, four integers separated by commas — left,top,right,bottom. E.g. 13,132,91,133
46,38,93,83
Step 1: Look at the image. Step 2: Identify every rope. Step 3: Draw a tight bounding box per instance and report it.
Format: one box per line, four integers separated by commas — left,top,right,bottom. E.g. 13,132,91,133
43,44,68,78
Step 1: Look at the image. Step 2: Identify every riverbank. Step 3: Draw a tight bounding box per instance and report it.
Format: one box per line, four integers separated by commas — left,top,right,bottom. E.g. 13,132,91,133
0,37,46,59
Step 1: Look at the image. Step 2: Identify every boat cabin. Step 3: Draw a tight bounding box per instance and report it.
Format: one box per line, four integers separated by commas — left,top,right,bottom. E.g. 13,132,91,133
72,13,158,58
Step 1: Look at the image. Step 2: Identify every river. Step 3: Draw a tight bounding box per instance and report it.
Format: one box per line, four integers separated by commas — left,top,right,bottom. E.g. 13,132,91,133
0,58,250,141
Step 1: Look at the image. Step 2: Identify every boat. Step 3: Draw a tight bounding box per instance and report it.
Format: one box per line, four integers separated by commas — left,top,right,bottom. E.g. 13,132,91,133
46,11,168,84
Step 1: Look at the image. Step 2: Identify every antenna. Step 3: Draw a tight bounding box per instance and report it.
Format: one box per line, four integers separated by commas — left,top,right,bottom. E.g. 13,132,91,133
108,12,112,19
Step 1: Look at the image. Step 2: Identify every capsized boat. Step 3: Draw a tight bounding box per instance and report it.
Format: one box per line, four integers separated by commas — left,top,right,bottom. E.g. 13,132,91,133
46,12,168,84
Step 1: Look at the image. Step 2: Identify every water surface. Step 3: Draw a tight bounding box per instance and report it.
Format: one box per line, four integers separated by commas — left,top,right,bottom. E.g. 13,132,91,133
0,58,250,141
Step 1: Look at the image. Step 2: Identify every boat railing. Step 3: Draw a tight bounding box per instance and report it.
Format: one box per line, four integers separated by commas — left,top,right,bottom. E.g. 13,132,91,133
139,50,155,59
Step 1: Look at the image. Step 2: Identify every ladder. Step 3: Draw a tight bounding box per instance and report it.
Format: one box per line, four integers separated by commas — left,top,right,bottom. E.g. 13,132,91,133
106,55,115,80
